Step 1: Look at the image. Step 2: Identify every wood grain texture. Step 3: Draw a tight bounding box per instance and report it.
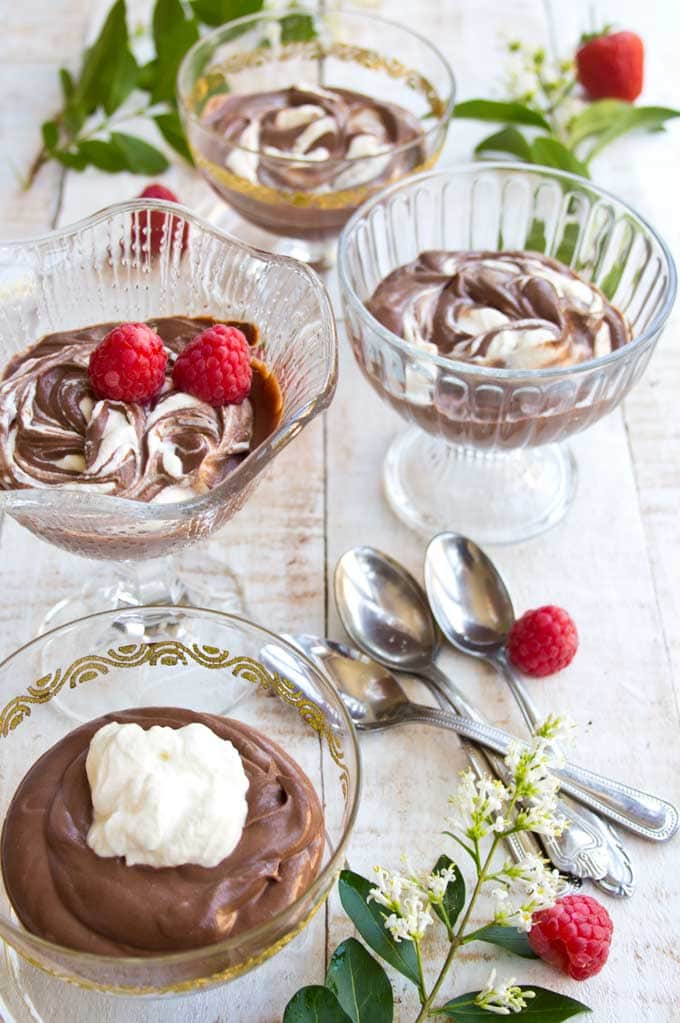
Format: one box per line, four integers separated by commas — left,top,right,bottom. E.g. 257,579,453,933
1,0,679,1019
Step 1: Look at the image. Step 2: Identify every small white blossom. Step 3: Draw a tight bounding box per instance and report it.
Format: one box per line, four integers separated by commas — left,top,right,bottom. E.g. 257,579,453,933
475,969,536,1015
447,770,512,841
491,853,567,932
369,866,433,942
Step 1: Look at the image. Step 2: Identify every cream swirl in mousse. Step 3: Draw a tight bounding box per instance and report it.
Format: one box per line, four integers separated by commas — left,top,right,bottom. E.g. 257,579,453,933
0,317,281,503
204,82,425,193
366,250,631,370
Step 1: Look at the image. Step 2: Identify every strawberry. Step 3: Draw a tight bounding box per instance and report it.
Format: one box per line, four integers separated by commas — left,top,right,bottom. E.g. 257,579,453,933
576,29,644,102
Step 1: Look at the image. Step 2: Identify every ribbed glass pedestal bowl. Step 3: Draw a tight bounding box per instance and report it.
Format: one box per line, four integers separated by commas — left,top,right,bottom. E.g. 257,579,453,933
338,164,676,543
0,200,336,623
0,608,359,1001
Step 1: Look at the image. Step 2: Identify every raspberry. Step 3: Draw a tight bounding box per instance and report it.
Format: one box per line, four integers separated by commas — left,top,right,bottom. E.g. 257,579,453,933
529,895,613,980
172,324,253,407
89,323,168,403
134,183,189,257
507,605,578,677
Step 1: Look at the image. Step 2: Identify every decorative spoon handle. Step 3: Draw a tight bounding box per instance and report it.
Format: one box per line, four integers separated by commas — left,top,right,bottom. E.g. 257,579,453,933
400,701,678,843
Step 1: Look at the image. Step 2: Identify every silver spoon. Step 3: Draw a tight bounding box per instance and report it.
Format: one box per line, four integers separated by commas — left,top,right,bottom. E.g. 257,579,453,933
424,531,672,849
333,547,642,893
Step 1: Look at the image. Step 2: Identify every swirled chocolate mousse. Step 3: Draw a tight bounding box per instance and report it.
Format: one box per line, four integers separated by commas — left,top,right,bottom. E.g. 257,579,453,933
199,82,425,236
367,250,631,369
207,82,424,192
1,707,324,955
0,317,282,502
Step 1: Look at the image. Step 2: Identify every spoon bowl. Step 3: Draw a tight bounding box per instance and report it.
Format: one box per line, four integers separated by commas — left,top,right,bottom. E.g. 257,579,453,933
334,547,438,672
425,533,514,657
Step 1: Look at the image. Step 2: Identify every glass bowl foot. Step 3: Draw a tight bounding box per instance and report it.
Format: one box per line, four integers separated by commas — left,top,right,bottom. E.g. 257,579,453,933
38,555,247,636
383,427,577,544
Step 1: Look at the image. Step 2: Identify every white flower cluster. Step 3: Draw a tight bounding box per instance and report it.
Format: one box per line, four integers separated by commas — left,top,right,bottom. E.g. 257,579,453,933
491,852,567,932
447,717,570,845
502,38,575,109
368,860,458,943
475,969,536,1016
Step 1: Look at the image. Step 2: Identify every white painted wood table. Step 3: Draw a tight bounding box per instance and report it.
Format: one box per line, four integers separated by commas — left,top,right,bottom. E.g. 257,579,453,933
1,0,679,1020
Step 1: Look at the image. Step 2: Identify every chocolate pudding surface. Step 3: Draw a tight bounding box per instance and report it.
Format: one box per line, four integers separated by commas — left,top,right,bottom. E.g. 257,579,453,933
1,707,324,955
0,317,282,502
366,250,631,370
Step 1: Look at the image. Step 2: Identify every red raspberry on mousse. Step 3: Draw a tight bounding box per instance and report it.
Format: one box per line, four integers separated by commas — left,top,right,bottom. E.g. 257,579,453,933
133,183,189,257
88,322,168,403
529,894,613,980
172,324,253,407
507,605,578,678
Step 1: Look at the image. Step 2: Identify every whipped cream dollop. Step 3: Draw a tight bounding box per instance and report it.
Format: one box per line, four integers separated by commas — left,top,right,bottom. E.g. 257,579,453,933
202,82,425,194
366,250,631,370
86,721,249,869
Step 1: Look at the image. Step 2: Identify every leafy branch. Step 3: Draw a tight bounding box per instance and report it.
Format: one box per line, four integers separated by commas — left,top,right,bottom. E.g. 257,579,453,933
25,0,264,188
453,39,679,178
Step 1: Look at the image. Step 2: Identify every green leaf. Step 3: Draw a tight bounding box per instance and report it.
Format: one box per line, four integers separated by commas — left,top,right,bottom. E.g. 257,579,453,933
138,59,159,92
76,138,128,172
554,220,581,268
76,0,138,116
54,149,89,171
586,105,680,162
190,0,263,28
59,67,75,102
41,120,59,152
475,126,532,162
530,137,589,178
283,986,353,1023
110,132,170,173
326,939,393,1023
431,855,465,933
565,99,629,148
453,99,550,131
438,986,591,1021
338,870,420,987
151,0,200,104
280,12,317,42
525,217,547,251
154,111,194,164
466,923,538,959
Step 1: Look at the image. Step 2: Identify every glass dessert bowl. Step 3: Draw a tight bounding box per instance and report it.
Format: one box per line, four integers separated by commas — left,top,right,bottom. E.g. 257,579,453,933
178,8,455,267
338,164,676,543
0,199,336,624
0,607,359,1000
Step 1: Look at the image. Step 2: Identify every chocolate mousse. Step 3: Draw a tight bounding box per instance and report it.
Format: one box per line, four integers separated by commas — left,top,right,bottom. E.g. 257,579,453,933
197,82,426,238
366,250,631,370
0,317,282,502
1,707,325,955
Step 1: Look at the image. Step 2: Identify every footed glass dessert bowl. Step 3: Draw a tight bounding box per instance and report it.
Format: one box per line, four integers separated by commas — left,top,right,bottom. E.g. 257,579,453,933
0,607,359,1000
0,199,336,624
178,8,455,267
338,163,676,543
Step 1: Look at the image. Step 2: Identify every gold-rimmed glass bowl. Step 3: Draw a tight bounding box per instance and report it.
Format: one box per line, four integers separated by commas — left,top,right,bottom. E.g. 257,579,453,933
0,200,337,625
0,606,360,998
338,163,677,543
177,8,455,267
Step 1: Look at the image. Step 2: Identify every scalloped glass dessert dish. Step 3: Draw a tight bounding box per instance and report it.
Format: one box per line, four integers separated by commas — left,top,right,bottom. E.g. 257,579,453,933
0,607,359,1003
338,164,677,543
178,8,455,268
0,200,336,624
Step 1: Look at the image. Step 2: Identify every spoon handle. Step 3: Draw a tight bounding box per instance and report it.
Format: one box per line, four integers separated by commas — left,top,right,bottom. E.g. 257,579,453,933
403,701,678,843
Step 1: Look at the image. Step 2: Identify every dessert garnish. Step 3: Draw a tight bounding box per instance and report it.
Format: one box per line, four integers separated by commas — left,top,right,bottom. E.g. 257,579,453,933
172,323,253,407
576,28,644,102
0,316,282,502
366,250,631,370
86,720,249,868
1,707,324,954
284,715,594,1023
88,322,168,402
134,182,190,256
529,894,614,979
507,605,579,678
